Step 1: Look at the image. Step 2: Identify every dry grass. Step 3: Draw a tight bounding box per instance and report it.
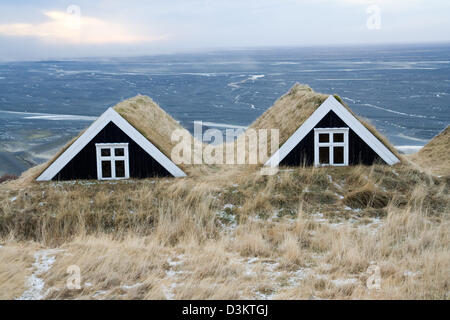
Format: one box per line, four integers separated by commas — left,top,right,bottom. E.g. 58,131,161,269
0,242,39,299
222,84,328,165
113,95,202,169
0,84,447,300
409,125,450,176
343,183,390,209
249,84,328,148
0,163,448,300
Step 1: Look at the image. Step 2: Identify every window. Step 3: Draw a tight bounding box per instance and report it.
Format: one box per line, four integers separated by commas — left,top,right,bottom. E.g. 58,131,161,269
115,148,124,156
101,161,112,178
95,143,129,180
319,147,330,164
314,128,349,166
333,133,344,143
319,134,329,143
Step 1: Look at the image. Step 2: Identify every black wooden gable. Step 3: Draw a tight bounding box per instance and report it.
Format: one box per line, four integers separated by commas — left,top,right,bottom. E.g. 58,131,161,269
279,110,384,167
53,121,171,180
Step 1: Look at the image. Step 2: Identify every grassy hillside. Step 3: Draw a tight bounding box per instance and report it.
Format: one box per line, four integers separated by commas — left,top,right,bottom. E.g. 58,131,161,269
0,163,448,299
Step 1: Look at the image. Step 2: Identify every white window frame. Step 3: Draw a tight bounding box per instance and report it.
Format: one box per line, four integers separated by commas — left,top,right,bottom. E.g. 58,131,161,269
95,143,130,180
314,128,349,167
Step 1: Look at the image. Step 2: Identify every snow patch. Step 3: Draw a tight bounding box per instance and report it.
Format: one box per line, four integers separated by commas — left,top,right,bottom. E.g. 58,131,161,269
334,193,344,200
93,290,108,298
344,206,361,213
333,182,343,190
254,289,276,300
162,255,186,300
287,268,310,286
216,204,237,232
331,278,359,287
162,283,177,300
167,255,185,267
243,257,259,277
17,249,63,300
122,283,144,290
403,270,422,278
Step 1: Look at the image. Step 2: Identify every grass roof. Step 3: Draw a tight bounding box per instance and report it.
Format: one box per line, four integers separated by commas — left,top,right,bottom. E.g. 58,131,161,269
113,95,191,160
248,83,328,146
409,125,450,176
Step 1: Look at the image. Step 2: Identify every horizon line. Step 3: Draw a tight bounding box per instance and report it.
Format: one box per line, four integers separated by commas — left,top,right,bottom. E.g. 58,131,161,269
1,41,450,63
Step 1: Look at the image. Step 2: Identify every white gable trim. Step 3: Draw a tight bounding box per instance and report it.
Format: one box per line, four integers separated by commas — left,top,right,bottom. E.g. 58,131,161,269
36,108,186,181
265,95,400,167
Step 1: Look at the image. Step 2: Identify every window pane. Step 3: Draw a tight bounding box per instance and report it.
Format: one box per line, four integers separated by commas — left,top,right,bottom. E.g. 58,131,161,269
319,147,329,164
115,160,125,178
334,147,344,164
319,133,329,143
101,148,111,157
101,161,111,178
333,133,344,143
115,148,124,156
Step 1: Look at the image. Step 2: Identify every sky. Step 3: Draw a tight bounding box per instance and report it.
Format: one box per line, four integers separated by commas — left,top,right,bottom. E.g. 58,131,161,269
0,0,449,61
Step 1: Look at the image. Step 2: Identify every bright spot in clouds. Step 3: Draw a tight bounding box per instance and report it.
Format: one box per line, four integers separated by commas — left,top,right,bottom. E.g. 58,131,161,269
0,10,167,44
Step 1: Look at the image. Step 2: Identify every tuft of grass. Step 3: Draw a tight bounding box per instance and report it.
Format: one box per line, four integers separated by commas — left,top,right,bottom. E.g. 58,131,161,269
343,183,390,209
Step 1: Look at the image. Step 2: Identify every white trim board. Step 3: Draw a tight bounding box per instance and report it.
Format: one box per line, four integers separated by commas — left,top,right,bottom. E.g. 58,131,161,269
264,95,400,167
36,108,186,181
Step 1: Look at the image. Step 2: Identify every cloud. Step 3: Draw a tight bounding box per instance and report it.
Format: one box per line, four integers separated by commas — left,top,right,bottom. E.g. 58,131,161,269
0,10,167,44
